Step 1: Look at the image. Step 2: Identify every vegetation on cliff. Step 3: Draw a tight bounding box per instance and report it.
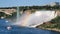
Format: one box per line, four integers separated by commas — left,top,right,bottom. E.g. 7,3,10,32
36,16,60,32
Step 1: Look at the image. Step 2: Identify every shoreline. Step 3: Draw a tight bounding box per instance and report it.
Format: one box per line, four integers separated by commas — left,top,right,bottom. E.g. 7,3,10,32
37,27,60,32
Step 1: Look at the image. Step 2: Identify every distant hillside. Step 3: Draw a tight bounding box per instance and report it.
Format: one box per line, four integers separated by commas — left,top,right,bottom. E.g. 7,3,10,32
0,2,60,11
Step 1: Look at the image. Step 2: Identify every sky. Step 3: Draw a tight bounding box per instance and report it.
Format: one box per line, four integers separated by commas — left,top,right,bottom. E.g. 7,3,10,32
0,0,60,7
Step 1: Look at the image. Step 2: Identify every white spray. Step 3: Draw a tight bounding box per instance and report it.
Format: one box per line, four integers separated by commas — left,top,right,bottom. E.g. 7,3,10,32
13,10,57,27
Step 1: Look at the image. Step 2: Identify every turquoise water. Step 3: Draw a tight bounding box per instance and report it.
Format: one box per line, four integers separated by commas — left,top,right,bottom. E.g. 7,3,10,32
0,19,60,34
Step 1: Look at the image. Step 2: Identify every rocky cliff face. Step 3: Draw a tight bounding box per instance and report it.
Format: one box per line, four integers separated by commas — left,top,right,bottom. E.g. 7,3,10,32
56,10,60,16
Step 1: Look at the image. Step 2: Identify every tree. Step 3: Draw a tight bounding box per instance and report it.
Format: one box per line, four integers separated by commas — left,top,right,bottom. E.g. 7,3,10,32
0,12,6,17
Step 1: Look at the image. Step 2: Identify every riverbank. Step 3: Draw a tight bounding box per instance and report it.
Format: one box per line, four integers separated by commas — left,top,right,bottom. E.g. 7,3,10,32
36,27,60,32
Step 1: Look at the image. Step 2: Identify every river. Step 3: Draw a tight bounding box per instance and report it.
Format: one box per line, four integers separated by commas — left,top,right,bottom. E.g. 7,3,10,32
0,19,60,34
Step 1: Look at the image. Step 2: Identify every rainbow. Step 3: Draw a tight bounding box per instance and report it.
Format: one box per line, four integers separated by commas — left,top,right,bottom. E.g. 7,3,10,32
21,14,31,26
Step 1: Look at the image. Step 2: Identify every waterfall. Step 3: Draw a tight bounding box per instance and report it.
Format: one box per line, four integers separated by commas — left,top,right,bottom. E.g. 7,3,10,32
26,10,57,27
16,7,20,22
14,10,57,27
